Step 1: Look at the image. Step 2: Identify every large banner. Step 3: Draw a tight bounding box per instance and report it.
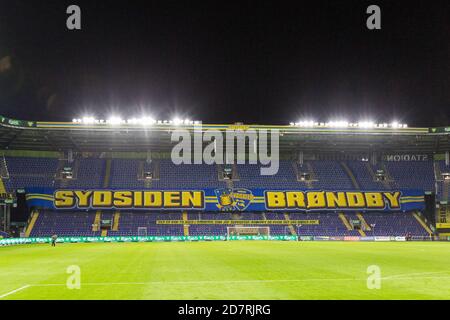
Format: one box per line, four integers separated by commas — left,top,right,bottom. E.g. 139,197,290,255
25,188,425,212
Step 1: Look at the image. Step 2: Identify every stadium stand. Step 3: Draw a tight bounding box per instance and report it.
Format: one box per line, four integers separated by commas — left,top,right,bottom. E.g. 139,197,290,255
0,231,9,238
59,158,106,189
361,212,429,237
385,161,435,191
110,159,147,188
289,213,361,236
436,161,450,201
345,161,386,190
151,160,225,189
26,209,429,238
233,161,304,189
5,157,58,191
0,155,439,238
30,211,100,237
107,212,184,237
309,160,354,190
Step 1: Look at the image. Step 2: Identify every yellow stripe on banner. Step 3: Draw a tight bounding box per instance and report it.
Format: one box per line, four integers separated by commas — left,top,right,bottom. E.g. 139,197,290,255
26,194,54,199
400,196,425,199
26,193,55,198
402,195,424,198
400,200,425,204
205,200,266,203
26,195,54,200
26,195,54,199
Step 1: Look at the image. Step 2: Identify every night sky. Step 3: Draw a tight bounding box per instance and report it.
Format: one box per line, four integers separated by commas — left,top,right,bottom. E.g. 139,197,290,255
0,0,449,126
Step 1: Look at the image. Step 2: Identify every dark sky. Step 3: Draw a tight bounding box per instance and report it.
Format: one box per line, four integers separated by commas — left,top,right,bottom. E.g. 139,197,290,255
0,0,449,126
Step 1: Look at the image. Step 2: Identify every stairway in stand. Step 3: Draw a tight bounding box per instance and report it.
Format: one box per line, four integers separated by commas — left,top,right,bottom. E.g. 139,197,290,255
92,211,101,232
356,212,371,232
25,211,40,237
183,211,189,236
112,211,120,231
338,213,353,231
413,212,433,236
340,162,360,189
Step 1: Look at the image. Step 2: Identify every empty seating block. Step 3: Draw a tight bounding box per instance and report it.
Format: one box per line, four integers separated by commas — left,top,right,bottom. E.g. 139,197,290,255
309,161,354,190
107,212,184,237
362,212,429,237
30,211,100,237
234,161,304,189
61,158,106,189
5,157,58,191
346,161,386,190
110,159,143,188
385,161,434,191
151,160,225,189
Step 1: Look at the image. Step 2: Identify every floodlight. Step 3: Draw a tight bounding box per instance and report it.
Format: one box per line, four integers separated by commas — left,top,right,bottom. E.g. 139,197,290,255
141,117,156,125
358,121,375,128
173,118,183,126
82,117,95,124
108,116,123,125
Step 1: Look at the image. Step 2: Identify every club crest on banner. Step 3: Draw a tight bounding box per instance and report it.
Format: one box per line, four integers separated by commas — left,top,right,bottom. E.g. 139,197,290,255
215,188,254,211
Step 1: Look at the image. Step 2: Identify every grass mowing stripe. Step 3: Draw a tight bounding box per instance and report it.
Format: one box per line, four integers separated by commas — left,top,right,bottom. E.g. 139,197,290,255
27,273,450,288
2,242,450,299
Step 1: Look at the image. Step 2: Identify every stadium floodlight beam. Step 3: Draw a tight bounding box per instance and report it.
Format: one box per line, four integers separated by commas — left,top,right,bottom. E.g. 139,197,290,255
358,121,375,129
141,117,156,125
172,118,183,126
328,120,349,128
107,116,123,125
292,120,315,127
391,121,408,129
82,117,95,124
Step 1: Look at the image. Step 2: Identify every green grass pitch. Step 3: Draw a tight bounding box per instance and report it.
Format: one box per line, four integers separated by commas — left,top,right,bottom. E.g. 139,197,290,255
1,241,450,300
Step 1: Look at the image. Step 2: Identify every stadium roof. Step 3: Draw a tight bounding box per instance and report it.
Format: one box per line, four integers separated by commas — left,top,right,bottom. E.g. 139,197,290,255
1,115,449,153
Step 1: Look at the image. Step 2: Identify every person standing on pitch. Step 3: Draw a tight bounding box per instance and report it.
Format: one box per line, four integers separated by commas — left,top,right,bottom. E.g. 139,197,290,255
51,234,58,247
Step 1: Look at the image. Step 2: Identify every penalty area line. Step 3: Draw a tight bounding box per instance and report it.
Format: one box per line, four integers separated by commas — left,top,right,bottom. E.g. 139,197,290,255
0,285,31,299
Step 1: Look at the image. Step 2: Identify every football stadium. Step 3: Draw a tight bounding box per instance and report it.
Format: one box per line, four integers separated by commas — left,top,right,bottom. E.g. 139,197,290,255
1,115,450,300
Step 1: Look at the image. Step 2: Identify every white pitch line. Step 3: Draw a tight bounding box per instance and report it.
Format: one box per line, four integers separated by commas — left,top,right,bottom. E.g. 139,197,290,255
29,278,359,287
5,273,450,294
25,274,450,288
0,285,30,299
382,271,450,279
